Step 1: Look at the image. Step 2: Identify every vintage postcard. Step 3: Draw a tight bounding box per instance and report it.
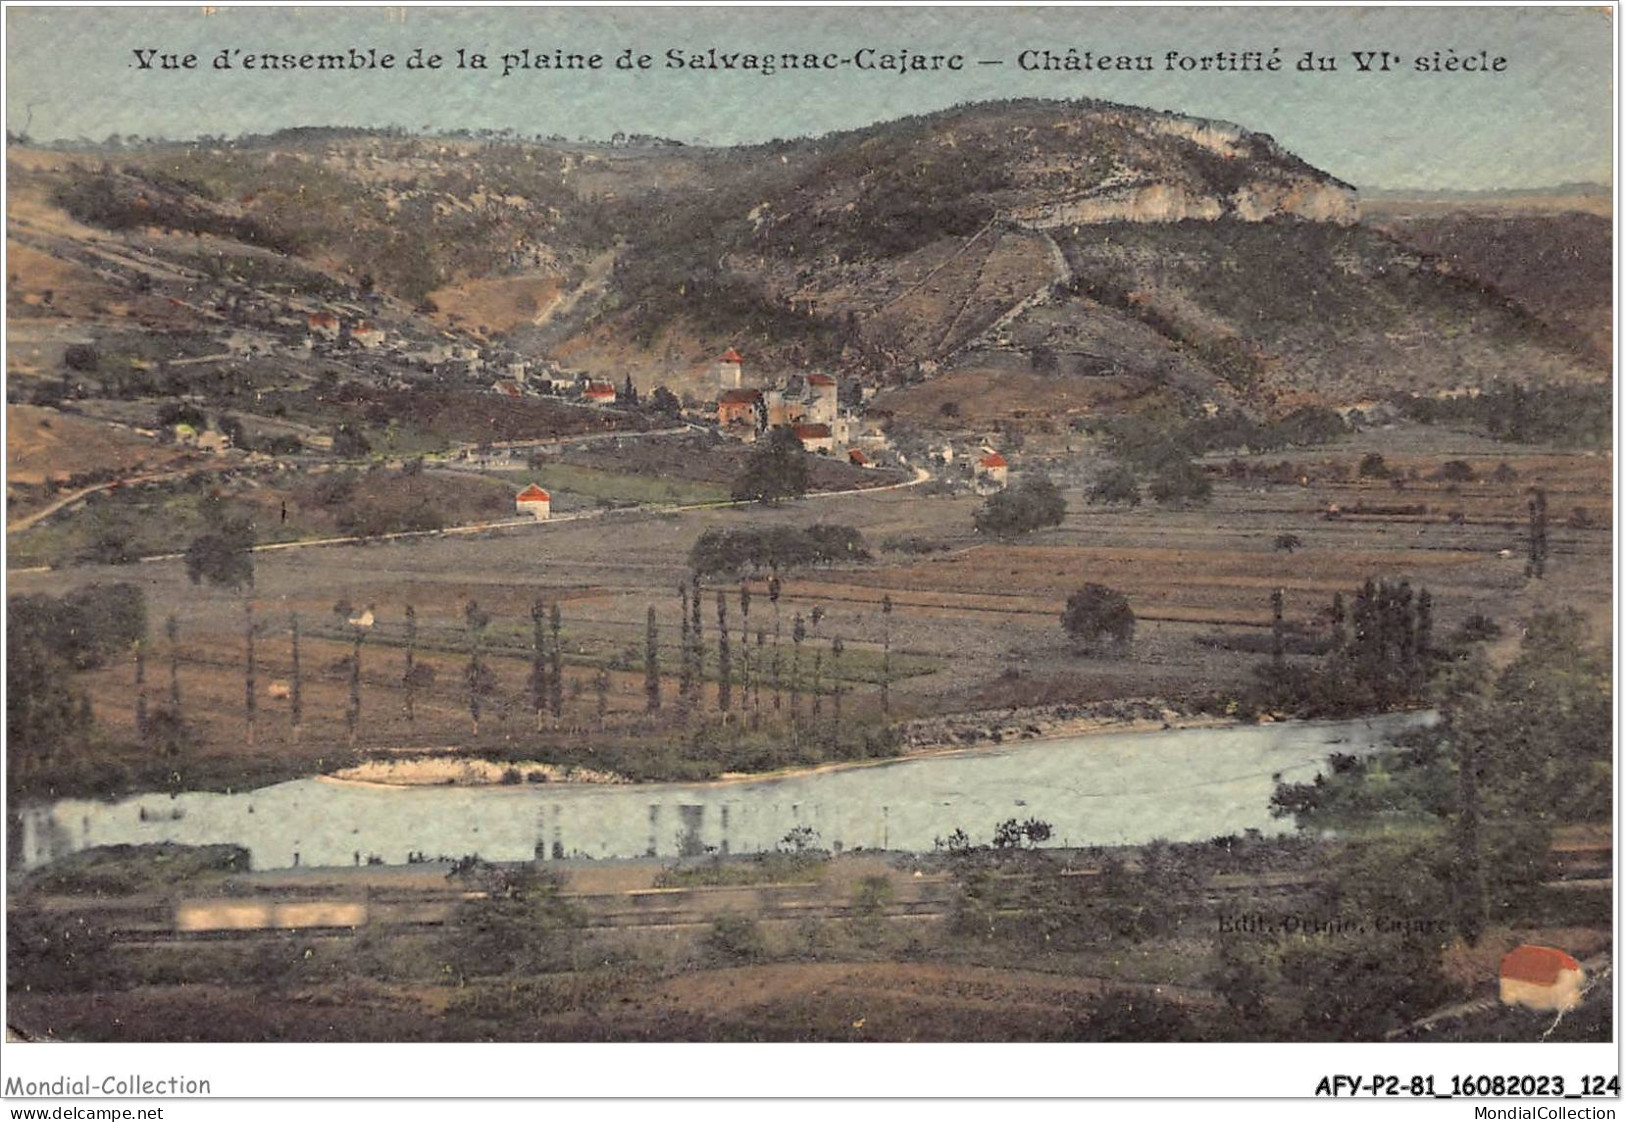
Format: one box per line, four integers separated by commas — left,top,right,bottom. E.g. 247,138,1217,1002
2,1,1615,1103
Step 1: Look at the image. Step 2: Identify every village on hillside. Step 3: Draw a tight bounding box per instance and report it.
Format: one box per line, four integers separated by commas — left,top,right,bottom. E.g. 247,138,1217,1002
3,12,1613,1054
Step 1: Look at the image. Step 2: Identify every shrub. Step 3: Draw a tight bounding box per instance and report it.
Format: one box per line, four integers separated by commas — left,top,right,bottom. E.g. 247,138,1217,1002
184,515,255,590
704,913,766,963
1358,453,1389,479
439,866,583,978
332,424,371,458
63,344,100,373
1072,992,1197,1042
1061,584,1135,652
1088,465,1141,507
851,875,895,918
1454,613,1501,643
1148,459,1212,506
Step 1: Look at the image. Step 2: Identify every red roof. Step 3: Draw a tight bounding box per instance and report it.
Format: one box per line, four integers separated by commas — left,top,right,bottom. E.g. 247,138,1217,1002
979,452,1007,469
516,484,551,503
848,449,869,465
308,313,338,327
719,388,762,405
792,423,831,439
1500,945,1581,985
719,348,743,363
807,374,836,387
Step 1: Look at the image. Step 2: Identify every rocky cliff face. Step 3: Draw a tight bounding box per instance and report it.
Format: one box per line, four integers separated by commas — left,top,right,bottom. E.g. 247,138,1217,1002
996,106,1359,228
1009,177,1358,227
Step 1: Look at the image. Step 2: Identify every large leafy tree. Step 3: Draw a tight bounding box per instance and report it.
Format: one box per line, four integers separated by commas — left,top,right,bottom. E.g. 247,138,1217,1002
973,472,1067,538
184,515,255,590
731,425,810,504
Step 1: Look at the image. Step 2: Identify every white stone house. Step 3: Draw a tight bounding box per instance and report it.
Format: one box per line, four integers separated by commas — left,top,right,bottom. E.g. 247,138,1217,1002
515,483,552,520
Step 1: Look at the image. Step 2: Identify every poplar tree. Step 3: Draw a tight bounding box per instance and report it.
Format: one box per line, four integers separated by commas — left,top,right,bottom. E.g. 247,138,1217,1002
753,628,766,730
401,605,417,728
1526,487,1549,579
791,612,806,724
1270,588,1285,673
690,571,704,706
738,580,753,716
290,612,303,741
678,583,693,705
716,590,731,713
166,615,182,716
645,606,661,712
244,601,257,746
769,575,783,713
880,594,893,719
830,636,845,745
531,598,548,730
347,618,364,748
464,600,490,736
133,637,148,745
810,649,824,722
548,602,563,721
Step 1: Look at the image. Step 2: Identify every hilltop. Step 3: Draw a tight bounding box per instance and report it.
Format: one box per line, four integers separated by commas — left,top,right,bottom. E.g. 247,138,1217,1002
8,98,1608,426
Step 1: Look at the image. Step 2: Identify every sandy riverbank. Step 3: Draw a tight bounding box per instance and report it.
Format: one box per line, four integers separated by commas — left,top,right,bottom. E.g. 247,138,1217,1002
321,697,1250,791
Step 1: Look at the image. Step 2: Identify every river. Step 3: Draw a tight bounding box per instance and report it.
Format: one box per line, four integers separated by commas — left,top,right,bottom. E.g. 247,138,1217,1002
13,712,1433,872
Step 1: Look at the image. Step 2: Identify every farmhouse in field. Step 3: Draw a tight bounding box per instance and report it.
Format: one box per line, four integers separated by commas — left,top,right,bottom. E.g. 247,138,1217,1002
515,483,552,520
974,450,1009,489
1499,945,1584,1012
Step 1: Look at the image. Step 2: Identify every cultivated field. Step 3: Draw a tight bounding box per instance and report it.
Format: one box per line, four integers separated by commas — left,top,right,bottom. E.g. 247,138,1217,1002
11,421,1608,793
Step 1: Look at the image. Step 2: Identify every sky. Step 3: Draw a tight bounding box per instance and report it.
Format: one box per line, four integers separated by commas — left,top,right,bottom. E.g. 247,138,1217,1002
4,4,1614,190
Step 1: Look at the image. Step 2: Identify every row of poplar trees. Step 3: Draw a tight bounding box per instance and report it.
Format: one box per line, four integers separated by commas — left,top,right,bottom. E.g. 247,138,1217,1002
141,578,897,750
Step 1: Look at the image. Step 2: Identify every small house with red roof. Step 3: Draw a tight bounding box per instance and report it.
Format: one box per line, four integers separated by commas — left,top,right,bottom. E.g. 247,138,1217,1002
974,450,1009,488
351,322,386,349
792,423,833,454
717,347,744,389
515,483,552,521
1499,945,1584,1012
848,448,871,468
718,387,763,429
582,382,617,405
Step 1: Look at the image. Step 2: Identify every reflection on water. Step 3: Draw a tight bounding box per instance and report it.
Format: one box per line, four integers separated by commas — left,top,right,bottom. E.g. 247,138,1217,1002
15,712,1432,872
